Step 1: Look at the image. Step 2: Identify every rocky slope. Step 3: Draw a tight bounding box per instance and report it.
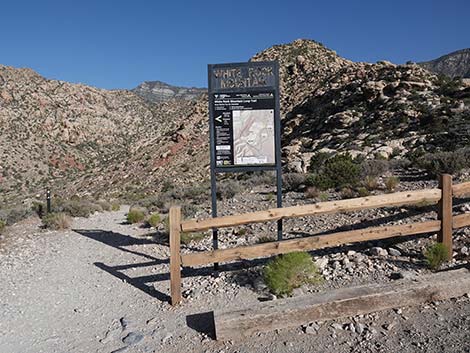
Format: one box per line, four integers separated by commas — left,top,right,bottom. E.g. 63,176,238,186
131,81,205,103
1,39,469,208
419,48,470,78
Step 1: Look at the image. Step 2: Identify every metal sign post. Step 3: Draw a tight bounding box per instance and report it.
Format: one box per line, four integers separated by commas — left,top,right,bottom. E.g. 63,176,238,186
208,61,283,269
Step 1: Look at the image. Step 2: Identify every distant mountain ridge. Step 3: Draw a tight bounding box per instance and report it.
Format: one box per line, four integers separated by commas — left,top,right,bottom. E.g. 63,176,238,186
131,80,206,103
419,48,470,78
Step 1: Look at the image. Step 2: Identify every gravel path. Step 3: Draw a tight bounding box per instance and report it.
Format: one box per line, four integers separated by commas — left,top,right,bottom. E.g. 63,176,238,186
1,206,469,353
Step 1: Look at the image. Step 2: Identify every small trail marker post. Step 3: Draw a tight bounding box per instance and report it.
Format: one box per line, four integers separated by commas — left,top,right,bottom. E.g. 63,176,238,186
208,61,283,270
46,189,51,213
438,174,453,259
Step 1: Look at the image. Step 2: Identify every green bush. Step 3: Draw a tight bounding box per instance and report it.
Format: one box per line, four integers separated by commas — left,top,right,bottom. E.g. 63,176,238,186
425,243,450,270
147,213,161,227
42,213,71,230
307,153,360,190
181,232,206,245
0,220,5,233
357,186,370,197
417,149,470,176
263,252,322,296
127,207,147,224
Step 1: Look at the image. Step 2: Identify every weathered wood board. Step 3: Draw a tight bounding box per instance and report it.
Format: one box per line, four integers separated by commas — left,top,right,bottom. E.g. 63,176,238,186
214,267,470,341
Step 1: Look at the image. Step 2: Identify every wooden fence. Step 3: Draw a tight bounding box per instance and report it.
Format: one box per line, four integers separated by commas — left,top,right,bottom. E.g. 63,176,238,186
169,174,470,305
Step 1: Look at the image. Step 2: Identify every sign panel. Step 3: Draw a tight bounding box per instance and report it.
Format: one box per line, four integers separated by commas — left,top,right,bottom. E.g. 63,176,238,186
213,91,275,167
208,61,281,172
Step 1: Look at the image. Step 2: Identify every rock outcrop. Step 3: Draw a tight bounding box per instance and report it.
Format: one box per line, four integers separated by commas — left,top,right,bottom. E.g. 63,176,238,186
131,80,205,103
419,48,470,78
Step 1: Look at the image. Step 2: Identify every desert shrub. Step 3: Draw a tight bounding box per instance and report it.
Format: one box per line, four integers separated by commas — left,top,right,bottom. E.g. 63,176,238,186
0,206,34,225
360,159,389,178
257,235,275,243
127,207,147,224
357,187,370,197
243,171,276,186
61,200,102,218
111,202,121,211
237,228,247,236
304,186,319,199
217,180,241,200
340,187,355,199
363,176,378,191
308,152,332,172
42,213,71,230
263,252,322,296
307,153,360,190
417,149,470,176
319,192,329,202
183,184,209,202
181,232,206,245
385,176,399,192
425,243,450,270
147,213,161,227
0,220,5,233
97,200,112,211
435,75,463,96
136,195,166,211
182,203,200,218
283,173,306,191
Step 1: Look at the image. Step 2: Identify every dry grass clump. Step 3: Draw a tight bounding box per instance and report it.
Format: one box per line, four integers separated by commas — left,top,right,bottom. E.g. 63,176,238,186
126,207,147,224
42,213,71,230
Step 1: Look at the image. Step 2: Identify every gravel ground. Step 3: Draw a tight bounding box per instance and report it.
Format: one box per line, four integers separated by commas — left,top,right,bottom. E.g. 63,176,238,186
1,182,469,353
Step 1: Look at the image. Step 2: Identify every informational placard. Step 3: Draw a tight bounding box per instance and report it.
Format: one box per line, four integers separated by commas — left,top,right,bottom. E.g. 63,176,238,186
213,91,275,167
208,61,281,172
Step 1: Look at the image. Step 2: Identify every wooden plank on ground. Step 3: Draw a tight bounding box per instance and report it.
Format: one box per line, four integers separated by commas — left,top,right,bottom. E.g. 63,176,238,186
453,181,470,197
453,213,470,229
181,189,441,232
181,220,441,267
214,267,470,341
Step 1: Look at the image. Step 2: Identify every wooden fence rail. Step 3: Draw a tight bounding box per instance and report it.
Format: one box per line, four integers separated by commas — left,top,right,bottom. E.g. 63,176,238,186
169,174,470,305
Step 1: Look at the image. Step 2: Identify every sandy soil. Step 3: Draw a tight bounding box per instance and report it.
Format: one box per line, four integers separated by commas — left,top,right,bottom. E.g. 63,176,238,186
1,207,469,353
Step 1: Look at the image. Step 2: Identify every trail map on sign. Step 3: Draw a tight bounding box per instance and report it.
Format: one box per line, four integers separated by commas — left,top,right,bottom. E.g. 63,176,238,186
232,109,275,165
212,91,276,167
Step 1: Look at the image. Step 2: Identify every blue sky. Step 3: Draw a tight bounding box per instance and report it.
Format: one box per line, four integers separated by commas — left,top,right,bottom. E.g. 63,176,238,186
1,0,468,89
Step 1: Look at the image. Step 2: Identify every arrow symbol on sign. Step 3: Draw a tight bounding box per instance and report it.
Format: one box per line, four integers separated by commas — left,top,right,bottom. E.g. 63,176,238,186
215,115,223,123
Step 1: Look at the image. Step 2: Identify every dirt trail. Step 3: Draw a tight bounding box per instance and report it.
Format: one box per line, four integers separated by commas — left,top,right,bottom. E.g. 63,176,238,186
1,208,469,353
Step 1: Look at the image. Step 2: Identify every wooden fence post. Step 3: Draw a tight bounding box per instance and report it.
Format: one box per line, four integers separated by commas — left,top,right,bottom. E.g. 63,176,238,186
438,174,453,259
169,206,182,306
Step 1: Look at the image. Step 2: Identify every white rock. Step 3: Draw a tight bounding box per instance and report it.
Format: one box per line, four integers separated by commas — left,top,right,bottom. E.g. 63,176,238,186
388,248,401,257
370,247,388,256
315,258,329,271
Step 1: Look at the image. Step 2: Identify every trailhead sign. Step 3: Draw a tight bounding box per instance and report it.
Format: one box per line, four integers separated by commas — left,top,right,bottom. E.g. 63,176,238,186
207,61,283,254
208,61,281,172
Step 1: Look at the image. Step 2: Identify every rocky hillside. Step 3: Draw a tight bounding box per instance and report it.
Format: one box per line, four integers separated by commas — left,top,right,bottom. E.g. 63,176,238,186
1,39,469,208
0,65,200,205
131,80,205,103
419,48,470,78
